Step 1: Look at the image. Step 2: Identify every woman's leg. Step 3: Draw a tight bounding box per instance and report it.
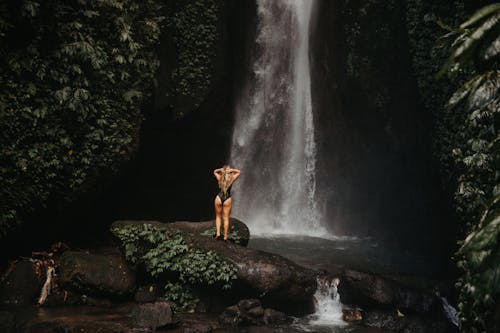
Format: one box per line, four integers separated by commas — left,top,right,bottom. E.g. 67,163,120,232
222,198,232,240
214,196,223,238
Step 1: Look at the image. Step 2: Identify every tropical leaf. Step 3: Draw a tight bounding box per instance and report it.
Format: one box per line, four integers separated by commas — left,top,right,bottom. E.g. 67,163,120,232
460,3,500,29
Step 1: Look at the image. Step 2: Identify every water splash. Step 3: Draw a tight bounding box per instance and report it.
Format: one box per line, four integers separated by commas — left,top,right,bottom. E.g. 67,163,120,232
309,277,347,326
230,0,327,236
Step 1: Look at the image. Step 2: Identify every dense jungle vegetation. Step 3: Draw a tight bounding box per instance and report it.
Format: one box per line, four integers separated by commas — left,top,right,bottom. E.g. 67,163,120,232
0,0,498,331
0,0,220,236
408,2,499,331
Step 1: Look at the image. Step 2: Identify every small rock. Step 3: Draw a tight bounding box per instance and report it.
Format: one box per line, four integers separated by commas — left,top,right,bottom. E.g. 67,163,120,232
238,298,261,310
247,306,265,318
219,305,244,327
132,301,173,330
342,308,362,322
263,308,287,325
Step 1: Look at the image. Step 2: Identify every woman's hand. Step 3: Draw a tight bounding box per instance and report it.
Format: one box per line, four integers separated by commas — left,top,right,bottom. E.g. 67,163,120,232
231,168,241,180
213,168,223,179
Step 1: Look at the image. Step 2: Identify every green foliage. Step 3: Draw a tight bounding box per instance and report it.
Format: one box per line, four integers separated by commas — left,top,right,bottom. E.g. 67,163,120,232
437,4,500,78
163,282,197,312
0,0,164,236
456,198,500,332
200,225,244,244
111,223,237,309
167,0,220,117
405,0,467,187
436,4,500,332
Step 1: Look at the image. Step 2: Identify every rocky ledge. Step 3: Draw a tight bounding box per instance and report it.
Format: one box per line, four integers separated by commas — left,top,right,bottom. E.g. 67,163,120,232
111,219,317,314
0,219,458,333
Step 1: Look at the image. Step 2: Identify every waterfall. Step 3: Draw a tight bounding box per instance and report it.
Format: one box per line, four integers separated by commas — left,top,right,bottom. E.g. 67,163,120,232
230,0,326,236
308,277,346,326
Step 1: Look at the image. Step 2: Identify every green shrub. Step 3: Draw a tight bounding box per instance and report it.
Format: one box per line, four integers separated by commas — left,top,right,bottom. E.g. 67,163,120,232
111,223,237,309
0,0,164,236
163,281,197,312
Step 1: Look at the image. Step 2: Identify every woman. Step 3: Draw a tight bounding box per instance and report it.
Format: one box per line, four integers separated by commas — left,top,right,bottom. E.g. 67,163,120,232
213,165,241,241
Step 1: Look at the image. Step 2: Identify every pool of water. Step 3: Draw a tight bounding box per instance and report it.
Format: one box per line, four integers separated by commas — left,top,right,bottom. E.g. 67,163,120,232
248,234,446,278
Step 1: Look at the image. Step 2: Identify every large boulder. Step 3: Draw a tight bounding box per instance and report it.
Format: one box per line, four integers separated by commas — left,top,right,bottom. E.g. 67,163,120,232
111,220,316,314
339,269,440,314
131,301,173,330
152,218,250,246
0,260,44,306
59,249,136,297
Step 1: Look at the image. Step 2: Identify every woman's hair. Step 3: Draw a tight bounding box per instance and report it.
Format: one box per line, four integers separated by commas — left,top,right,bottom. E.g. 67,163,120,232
218,165,232,194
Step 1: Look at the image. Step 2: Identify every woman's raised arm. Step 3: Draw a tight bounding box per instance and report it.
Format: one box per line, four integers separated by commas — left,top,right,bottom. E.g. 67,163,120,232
231,168,241,180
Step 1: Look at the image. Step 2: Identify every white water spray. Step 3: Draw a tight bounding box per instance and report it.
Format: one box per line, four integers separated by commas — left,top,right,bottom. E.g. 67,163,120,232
230,0,326,236
308,277,347,327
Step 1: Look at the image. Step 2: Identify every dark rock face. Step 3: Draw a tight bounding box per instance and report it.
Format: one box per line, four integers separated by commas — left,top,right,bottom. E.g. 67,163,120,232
339,269,440,314
59,251,136,297
112,220,316,315
310,0,452,257
0,261,43,306
131,301,173,330
218,299,287,327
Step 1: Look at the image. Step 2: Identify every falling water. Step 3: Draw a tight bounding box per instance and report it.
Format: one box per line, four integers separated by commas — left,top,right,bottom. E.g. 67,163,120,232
308,277,346,327
230,0,326,236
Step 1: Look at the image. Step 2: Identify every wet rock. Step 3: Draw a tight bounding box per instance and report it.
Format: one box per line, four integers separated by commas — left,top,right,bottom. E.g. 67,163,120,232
131,301,173,330
135,284,158,303
339,269,440,314
59,251,136,297
247,305,265,317
342,308,362,322
262,308,287,325
0,261,43,306
339,269,396,306
238,298,261,311
112,220,316,314
219,299,287,327
363,309,456,333
183,323,213,333
219,305,245,326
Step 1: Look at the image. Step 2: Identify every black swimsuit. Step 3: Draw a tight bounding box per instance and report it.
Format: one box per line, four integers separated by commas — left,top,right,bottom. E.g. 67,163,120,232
217,187,232,203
